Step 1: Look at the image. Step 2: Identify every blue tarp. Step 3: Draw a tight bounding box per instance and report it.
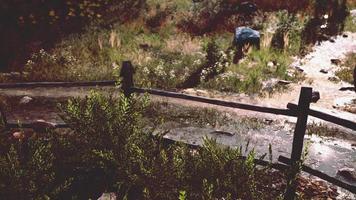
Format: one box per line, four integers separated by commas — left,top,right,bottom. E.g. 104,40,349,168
234,27,260,44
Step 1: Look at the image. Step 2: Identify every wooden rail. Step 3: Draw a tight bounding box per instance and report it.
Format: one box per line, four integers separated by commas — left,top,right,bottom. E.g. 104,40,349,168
133,87,297,117
0,80,116,88
288,103,356,131
279,156,356,193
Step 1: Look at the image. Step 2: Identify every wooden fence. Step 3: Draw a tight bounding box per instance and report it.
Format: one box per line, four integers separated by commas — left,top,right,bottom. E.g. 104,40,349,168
0,61,355,198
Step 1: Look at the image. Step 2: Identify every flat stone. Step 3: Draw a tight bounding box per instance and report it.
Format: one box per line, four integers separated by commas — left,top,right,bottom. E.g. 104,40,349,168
339,87,354,91
330,59,341,65
295,66,304,72
320,69,328,74
211,130,235,136
277,80,292,85
31,119,56,132
19,96,33,105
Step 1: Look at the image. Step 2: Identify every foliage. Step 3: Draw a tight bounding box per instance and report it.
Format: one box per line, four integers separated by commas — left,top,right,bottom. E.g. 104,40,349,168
335,53,356,84
271,11,307,55
0,91,279,199
200,47,295,94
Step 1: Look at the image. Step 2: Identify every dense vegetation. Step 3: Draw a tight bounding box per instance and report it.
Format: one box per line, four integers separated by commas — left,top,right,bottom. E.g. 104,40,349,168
0,91,334,199
0,1,354,198
0,0,353,95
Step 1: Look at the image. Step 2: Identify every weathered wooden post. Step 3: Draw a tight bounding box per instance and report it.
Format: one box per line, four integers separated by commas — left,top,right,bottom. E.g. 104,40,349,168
120,61,135,97
0,105,7,130
284,87,313,200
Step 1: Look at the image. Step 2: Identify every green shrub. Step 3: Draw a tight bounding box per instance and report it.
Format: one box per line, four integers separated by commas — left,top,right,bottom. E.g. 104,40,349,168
335,53,356,84
0,91,278,199
200,47,293,94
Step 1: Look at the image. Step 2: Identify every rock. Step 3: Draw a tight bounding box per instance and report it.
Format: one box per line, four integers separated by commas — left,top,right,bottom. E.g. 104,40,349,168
139,43,150,51
211,130,235,136
267,61,274,68
295,66,304,72
342,34,348,38
351,143,356,147
12,131,25,140
311,91,320,103
329,38,335,43
339,87,354,91
0,72,21,79
97,193,117,200
195,89,209,96
330,59,341,65
328,76,340,82
277,80,292,85
19,96,33,105
337,168,356,182
262,78,278,92
31,120,56,132
320,69,328,74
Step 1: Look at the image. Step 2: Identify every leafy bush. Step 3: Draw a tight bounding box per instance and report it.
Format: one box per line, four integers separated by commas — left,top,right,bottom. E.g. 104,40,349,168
271,11,307,55
0,91,281,199
335,53,356,84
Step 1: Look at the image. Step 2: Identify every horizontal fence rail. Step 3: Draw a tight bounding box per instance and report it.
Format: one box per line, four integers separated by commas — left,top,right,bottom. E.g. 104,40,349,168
0,80,116,88
279,156,356,193
133,87,297,117
287,103,356,131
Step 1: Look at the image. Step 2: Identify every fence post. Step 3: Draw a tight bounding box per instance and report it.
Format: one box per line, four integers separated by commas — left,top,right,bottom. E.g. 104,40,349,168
284,87,313,200
120,61,135,98
0,105,7,129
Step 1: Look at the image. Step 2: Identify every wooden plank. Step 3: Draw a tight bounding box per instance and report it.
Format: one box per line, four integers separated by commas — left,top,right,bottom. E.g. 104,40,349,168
0,80,116,88
6,122,69,129
285,87,313,200
132,87,297,117
120,61,135,97
279,156,356,194
287,103,356,131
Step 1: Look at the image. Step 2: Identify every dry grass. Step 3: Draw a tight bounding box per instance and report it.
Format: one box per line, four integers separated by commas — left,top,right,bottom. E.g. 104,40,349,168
164,34,202,55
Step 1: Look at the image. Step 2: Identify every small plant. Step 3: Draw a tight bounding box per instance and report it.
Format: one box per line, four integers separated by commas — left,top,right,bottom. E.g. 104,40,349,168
335,53,356,84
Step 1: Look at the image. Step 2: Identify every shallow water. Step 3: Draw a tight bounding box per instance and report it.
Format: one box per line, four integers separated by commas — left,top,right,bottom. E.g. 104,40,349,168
159,121,356,187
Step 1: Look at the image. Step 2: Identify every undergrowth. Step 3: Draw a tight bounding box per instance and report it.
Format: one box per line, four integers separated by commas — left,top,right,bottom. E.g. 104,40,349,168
335,53,356,84
0,91,277,199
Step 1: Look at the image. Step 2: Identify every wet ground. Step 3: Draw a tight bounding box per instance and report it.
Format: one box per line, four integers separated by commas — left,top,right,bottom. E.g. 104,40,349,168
158,119,356,182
